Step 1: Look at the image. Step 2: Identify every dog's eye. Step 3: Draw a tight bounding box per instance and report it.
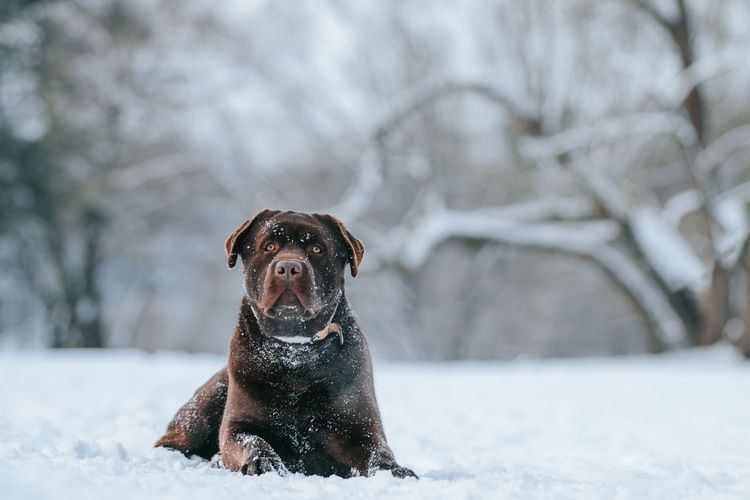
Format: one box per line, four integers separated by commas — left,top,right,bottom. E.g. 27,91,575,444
264,242,278,252
310,245,323,255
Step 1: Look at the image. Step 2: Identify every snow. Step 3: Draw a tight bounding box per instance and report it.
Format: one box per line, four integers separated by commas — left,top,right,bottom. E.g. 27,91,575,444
630,208,708,291
397,210,619,271
520,112,698,163
1,347,749,500
662,189,704,228
712,195,750,265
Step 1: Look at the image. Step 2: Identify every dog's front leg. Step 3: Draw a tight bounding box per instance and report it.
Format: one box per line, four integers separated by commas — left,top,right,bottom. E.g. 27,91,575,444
155,367,228,459
219,425,287,476
326,433,418,479
366,442,419,479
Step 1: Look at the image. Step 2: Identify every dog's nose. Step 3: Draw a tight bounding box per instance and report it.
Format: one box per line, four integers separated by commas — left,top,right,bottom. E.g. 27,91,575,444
275,260,302,279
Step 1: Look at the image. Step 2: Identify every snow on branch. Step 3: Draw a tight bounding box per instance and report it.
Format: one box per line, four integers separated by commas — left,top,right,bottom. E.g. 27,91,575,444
397,210,617,271
394,209,687,348
570,163,632,222
359,197,601,274
520,112,697,160
670,47,747,109
717,182,750,206
662,189,704,228
630,208,708,291
713,196,750,268
662,186,750,270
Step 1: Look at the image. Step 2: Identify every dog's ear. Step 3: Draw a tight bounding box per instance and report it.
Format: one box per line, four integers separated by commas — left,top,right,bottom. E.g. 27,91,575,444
316,214,365,277
225,209,279,269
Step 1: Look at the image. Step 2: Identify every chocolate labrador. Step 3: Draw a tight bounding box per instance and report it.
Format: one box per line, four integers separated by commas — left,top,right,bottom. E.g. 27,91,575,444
155,210,416,479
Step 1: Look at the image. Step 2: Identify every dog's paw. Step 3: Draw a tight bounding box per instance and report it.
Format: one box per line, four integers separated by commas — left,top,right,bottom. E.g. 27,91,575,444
391,466,418,479
240,441,287,476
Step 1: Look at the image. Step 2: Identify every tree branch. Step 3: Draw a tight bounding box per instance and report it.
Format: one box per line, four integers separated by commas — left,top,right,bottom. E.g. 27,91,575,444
324,80,537,221
633,0,678,31
390,208,686,350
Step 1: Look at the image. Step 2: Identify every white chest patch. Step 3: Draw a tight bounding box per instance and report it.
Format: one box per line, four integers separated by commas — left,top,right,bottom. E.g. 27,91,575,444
272,335,312,344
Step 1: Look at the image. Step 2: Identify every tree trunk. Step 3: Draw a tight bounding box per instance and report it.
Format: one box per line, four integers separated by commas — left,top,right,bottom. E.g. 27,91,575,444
698,262,731,345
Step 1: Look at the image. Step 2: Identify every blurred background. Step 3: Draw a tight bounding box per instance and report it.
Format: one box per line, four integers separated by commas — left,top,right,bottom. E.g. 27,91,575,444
1,0,749,360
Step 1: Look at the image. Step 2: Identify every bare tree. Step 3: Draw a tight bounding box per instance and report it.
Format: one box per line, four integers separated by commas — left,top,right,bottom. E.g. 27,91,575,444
4,0,750,358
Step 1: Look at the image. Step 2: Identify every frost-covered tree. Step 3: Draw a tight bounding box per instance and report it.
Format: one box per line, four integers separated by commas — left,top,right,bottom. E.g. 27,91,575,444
0,0,218,347
2,0,750,358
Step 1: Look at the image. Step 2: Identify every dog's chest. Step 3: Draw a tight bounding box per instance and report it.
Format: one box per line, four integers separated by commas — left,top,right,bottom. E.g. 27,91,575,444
253,341,337,377
262,386,338,471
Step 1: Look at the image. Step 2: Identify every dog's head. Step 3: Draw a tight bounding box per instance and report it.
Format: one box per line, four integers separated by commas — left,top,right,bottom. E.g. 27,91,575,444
225,210,364,321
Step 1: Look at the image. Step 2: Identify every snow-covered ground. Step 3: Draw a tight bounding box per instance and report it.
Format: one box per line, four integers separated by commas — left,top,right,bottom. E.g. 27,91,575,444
1,347,749,500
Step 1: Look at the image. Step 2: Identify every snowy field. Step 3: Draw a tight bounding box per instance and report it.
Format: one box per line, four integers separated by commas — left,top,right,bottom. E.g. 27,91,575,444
1,347,749,500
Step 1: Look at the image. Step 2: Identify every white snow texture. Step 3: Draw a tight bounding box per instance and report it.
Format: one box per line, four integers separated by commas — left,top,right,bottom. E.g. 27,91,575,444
1,348,749,500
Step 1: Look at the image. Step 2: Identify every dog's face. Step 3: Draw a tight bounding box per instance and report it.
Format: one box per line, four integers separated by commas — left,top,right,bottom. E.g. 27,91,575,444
225,210,364,321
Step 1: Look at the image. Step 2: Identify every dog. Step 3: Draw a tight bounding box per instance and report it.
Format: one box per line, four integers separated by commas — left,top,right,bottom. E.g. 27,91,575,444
155,210,416,479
